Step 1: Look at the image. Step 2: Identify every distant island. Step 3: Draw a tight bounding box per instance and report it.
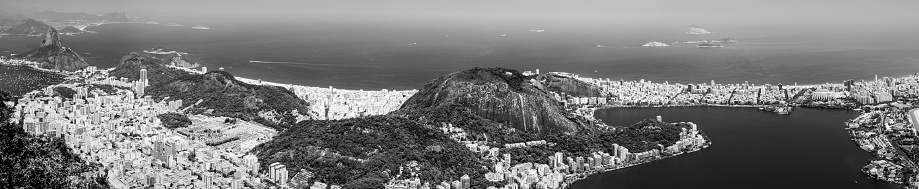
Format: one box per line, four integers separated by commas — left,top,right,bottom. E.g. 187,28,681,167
685,25,711,35
58,26,84,35
696,43,724,48
642,41,669,47
712,38,737,43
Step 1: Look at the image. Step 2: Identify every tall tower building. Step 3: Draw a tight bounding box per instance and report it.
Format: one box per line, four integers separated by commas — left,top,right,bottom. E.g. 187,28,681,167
138,69,147,97
140,69,148,86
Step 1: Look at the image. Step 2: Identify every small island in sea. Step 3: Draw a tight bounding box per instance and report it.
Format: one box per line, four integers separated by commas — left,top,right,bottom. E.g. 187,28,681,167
642,41,669,47
697,43,724,48
58,26,85,35
712,38,737,43
143,47,188,55
685,25,711,35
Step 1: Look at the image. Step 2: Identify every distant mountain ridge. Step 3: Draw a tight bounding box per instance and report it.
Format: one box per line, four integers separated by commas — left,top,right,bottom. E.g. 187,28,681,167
0,18,53,36
27,10,145,23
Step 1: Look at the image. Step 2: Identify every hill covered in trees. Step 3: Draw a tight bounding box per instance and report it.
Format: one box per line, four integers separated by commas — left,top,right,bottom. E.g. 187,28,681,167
11,27,90,72
146,71,310,128
110,52,310,129
397,67,594,135
253,67,698,188
253,116,489,188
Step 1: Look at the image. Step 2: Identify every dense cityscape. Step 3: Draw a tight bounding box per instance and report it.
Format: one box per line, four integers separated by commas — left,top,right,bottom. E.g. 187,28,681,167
7,50,919,188
2,1,919,188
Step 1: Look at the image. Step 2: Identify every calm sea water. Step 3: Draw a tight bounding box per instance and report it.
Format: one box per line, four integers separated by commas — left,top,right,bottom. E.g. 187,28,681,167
1,21,918,90
578,107,899,189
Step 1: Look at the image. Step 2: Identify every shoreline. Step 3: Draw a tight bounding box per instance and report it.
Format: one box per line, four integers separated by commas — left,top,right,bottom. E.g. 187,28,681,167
561,143,712,188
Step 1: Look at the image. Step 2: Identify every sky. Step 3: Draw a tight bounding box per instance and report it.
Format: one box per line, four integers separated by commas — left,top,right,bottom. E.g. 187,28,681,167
2,0,918,27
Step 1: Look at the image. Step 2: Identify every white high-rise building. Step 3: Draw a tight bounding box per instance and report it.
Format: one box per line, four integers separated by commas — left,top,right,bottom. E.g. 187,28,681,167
140,69,148,86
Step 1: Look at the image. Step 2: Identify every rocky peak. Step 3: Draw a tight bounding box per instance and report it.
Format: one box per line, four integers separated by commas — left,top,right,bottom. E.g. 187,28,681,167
40,27,61,47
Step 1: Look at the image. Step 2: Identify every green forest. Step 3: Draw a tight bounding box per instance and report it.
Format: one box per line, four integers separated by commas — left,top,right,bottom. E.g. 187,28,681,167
253,115,491,188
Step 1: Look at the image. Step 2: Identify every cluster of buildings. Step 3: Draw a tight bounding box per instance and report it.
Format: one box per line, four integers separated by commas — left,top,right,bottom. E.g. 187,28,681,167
12,67,350,189
845,103,919,187
287,86,416,120
543,72,919,109
231,71,417,120
548,72,807,107
477,119,707,189
866,160,906,184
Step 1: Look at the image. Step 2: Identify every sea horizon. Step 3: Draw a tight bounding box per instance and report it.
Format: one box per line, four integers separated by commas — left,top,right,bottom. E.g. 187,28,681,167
3,21,919,90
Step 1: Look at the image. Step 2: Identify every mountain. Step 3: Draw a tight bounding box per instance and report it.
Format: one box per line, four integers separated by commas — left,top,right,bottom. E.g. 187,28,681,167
26,10,152,23
397,67,595,135
146,71,311,128
0,18,53,36
11,27,90,72
100,12,131,22
0,9,27,20
252,116,488,188
165,53,198,68
27,11,101,21
58,26,83,34
537,73,605,97
109,52,190,85
252,67,690,188
110,52,310,128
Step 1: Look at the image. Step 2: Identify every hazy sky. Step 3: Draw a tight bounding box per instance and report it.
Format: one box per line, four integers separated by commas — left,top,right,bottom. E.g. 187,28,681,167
3,0,918,26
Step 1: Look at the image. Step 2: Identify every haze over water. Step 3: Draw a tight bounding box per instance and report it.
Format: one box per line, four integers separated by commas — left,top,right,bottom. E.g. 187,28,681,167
2,20,919,90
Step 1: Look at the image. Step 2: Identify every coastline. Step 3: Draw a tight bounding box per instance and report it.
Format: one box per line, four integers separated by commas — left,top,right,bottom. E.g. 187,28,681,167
561,142,712,188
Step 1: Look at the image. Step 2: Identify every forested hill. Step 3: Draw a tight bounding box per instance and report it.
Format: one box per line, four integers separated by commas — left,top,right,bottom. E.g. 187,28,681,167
146,71,310,128
110,52,310,129
396,67,591,135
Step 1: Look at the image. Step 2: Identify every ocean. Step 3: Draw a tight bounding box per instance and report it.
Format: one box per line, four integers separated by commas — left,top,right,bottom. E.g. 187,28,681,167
2,21,918,90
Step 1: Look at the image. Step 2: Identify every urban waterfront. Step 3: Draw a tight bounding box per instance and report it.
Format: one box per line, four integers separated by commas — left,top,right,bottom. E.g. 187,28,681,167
573,107,900,189
2,1,919,188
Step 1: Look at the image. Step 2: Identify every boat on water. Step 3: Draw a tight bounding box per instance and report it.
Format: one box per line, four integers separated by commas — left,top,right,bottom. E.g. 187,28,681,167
498,34,507,37
191,25,210,30
529,28,545,32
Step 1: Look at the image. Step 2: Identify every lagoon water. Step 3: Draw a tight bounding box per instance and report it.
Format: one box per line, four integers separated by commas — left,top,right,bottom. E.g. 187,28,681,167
579,107,899,189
